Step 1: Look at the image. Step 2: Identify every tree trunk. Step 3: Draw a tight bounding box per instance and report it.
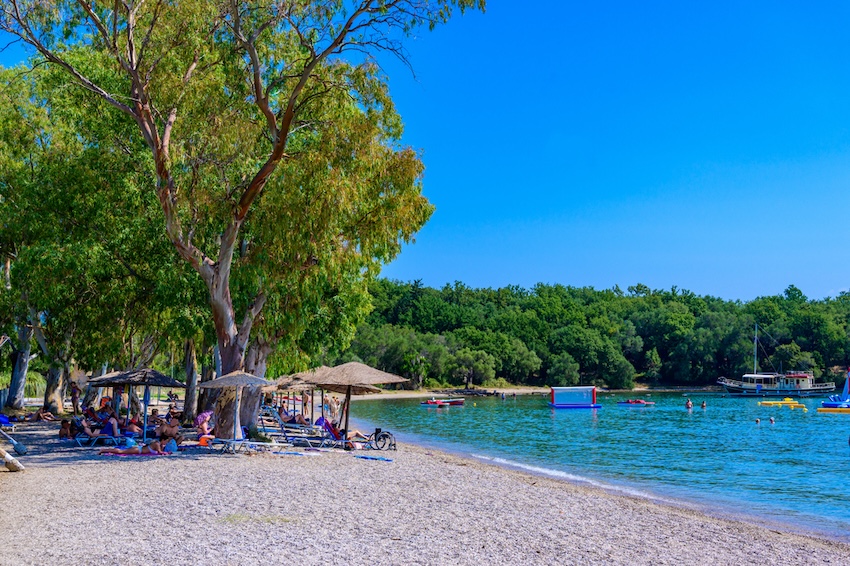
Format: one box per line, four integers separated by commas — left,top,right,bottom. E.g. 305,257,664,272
81,365,107,410
238,338,273,428
213,338,247,439
182,339,199,425
208,287,267,438
214,388,238,439
5,325,33,410
198,363,217,413
129,388,142,418
43,364,67,414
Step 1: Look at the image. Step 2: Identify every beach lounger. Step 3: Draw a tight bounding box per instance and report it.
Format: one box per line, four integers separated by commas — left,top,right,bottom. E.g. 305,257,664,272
258,406,326,447
74,433,123,447
0,414,16,432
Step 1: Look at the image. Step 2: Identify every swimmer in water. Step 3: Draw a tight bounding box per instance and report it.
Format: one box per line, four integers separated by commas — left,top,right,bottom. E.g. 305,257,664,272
700,401,706,409
756,418,761,424
769,417,775,424
685,398,693,409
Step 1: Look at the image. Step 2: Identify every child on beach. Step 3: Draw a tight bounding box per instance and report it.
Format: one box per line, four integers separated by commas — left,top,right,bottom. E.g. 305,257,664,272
58,420,72,439
194,411,215,445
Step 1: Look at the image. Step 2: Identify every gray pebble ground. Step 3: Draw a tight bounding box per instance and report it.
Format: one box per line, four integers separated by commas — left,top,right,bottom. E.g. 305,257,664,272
1,422,849,565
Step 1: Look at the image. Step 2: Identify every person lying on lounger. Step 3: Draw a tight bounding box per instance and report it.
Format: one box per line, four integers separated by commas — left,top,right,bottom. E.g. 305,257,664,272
329,421,369,441
98,439,171,455
78,418,108,438
278,406,310,426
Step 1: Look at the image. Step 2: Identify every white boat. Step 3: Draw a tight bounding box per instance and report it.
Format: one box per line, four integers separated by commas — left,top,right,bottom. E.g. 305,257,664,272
717,372,834,397
716,324,835,398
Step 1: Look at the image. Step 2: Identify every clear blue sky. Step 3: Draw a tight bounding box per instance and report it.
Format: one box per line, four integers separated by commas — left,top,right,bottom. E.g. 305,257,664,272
4,2,850,301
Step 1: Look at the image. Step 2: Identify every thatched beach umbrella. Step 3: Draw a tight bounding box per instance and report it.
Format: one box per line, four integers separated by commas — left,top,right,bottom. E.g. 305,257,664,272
299,362,407,446
88,369,186,442
198,371,269,440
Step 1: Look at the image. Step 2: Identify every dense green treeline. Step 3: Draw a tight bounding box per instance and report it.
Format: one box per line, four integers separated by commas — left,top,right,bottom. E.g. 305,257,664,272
332,280,850,390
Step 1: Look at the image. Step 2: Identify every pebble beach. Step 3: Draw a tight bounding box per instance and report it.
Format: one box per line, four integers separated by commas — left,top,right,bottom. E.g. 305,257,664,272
2,422,850,565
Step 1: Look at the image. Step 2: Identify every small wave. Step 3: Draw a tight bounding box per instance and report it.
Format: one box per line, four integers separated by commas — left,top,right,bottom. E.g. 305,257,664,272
470,453,683,506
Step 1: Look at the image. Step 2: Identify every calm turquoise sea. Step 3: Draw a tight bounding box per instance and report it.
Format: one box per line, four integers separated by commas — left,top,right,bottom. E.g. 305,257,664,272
351,392,850,541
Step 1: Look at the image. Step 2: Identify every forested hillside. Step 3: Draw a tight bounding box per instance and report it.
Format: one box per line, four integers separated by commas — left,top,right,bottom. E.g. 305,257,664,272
332,280,850,390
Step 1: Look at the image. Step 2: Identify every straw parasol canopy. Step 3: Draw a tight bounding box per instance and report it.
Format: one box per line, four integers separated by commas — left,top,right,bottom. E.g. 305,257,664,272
308,361,408,387
264,376,314,392
296,362,408,447
88,368,185,389
197,371,270,389
316,382,380,395
198,371,270,440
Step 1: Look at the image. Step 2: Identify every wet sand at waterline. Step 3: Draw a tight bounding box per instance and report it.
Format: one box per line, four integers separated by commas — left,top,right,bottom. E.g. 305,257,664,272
1,423,848,565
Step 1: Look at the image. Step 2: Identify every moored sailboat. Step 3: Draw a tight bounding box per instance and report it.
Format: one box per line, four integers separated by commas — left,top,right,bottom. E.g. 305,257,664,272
716,324,835,398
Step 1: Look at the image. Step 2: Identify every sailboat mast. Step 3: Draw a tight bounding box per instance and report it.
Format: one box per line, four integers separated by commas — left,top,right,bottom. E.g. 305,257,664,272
753,323,758,374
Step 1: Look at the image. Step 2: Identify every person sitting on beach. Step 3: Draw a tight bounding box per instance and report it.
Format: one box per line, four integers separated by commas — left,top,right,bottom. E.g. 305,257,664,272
100,407,121,437
194,411,215,445
156,413,183,443
167,404,182,420
278,406,310,426
98,439,170,456
150,408,166,425
59,419,72,439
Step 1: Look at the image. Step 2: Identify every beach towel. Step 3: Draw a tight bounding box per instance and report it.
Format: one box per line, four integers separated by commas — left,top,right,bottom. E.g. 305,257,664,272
354,455,393,462
100,452,173,457
272,451,323,456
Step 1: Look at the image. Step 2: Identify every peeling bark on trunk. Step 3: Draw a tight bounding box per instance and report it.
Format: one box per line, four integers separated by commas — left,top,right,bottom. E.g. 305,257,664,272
239,387,263,428
5,325,33,410
182,339,199,425
214,388,238,438
43,364,67,414
81,366,107,410
239,339,272,428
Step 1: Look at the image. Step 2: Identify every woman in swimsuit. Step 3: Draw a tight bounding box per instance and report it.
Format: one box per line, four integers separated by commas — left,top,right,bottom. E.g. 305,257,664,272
99,440,167,455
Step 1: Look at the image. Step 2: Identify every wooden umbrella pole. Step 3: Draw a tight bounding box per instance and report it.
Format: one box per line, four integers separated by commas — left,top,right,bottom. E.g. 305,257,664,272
342,384,352,451
233,386,242,440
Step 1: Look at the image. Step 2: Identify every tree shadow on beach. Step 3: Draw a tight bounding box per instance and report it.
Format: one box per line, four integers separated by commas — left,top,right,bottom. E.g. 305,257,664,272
1,422,231,470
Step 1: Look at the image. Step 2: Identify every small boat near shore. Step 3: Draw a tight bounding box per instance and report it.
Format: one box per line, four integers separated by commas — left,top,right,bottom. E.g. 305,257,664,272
421,398,465,407
717,372,834,397
820,371,850,410
617,399,655,406
716,324,835,398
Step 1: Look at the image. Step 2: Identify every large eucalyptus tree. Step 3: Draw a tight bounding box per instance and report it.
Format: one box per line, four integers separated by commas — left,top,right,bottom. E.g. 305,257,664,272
1,1,482,435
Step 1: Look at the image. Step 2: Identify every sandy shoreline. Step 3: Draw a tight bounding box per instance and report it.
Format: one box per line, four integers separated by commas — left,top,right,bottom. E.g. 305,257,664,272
2,423,849,565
